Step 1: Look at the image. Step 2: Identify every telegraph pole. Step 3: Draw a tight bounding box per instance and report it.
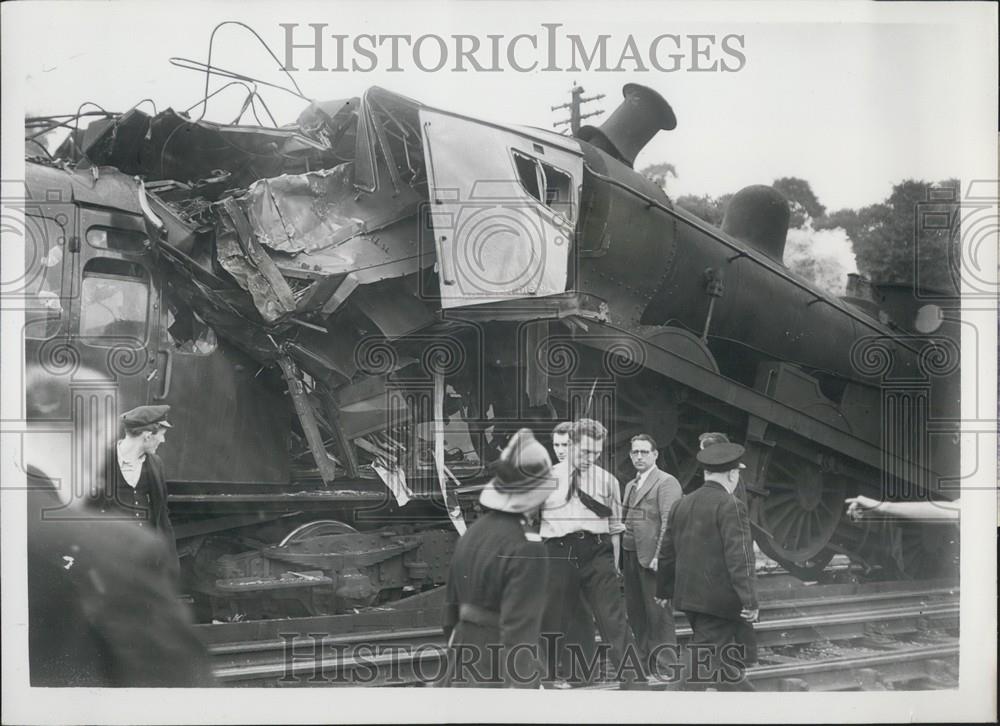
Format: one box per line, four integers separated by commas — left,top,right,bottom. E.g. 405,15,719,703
552,83,605,134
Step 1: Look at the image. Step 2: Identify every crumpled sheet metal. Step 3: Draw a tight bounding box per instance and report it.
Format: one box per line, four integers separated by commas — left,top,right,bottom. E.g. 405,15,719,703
246,166,365,255
79,108,333,189
215,199,297,324
244,166,430,287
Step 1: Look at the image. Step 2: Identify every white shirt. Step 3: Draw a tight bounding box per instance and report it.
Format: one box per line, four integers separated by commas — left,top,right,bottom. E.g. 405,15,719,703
540,461,625,538
116,442,145,488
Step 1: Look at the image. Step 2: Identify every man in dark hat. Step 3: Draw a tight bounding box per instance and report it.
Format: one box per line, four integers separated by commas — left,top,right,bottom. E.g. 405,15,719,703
441,429,555,688
656,442,758,691
698,432,730,450
96,404,178,574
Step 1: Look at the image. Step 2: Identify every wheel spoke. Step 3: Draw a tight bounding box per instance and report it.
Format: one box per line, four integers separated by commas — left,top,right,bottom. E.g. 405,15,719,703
788,515,807,550
768,504,799,541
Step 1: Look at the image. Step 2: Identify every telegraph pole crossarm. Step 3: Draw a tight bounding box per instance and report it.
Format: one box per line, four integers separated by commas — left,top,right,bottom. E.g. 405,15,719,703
552,84,605,135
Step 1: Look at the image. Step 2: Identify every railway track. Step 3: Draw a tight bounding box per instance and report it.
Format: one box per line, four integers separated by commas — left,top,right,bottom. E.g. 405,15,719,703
201,578,958,689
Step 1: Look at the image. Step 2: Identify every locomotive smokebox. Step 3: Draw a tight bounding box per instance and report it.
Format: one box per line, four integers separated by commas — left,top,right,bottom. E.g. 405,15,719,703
577,83,676,168
721,185,790,263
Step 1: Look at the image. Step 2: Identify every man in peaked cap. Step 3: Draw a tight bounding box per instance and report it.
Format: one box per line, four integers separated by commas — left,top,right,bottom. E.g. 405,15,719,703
94,404,179,576
24,366,213,686
656,443,759,691
441,429,555,688
698,431,749,505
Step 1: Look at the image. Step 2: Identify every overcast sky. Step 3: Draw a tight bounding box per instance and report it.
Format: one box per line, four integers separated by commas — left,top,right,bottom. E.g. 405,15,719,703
6,1,998,211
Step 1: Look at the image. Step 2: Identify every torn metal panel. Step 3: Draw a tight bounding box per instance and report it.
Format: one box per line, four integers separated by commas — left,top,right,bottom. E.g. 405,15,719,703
372,464,412,507
143,190,198,255
77,109,151,169
350,277,437,339
245,166,368,254
215,198,297,323
243,163,429,290
295,97,360,163
82,108,336,188
66,165,144,215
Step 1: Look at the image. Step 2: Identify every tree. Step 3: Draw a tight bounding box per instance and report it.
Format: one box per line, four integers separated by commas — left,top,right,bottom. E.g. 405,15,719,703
773,177,826,228
817,179,960,293
675,193,731,227
640,163,677,191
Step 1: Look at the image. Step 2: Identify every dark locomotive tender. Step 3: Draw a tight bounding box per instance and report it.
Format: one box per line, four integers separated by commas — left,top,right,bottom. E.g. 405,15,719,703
23,83,958,622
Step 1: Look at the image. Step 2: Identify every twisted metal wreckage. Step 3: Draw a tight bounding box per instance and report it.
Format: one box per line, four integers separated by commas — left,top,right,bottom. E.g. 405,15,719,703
24,81,959,622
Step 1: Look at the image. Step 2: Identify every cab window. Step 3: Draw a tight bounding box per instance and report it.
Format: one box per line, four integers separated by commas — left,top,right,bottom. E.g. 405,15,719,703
511,150,575,223
23,214,67,339
86,226,148,253
79,258,149,343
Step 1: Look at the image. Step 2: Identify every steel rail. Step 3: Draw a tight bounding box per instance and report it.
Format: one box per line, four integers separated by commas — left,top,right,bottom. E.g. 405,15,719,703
210,586,958,685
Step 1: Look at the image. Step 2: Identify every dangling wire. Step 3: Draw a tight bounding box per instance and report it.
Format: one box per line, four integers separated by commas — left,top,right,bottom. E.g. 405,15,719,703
174,20,309,124
181,80,256,115
69,101,113,156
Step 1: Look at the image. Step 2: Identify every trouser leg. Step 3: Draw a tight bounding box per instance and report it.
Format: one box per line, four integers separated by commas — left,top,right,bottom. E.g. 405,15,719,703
684,611,754,691
638,565,678,676
622,549,649,662
560,589,597,684
540,540,573,682
578,540,644,683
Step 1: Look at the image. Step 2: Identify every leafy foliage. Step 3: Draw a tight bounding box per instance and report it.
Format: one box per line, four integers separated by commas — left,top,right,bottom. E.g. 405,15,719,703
675,194,731,227
640,163,678,189
773,177,827,228
817,179,960,292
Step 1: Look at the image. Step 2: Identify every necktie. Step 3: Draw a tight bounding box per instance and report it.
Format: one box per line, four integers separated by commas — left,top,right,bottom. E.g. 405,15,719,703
623,475,640,524
567,468,613,518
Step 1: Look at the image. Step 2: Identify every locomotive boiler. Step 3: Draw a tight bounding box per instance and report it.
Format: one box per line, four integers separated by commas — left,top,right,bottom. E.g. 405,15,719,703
22,82,958,622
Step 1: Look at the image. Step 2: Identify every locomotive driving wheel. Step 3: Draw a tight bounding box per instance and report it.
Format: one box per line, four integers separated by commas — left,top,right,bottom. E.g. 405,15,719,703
278,519,358,546
750,451,845,575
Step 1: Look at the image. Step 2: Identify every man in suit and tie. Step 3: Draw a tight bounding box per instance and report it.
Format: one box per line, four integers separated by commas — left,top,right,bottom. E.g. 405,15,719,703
621,434,683,681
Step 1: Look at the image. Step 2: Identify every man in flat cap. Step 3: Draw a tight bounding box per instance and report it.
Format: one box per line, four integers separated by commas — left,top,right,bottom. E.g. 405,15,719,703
442,429,555,688
96,404,178,574
656,442,758,691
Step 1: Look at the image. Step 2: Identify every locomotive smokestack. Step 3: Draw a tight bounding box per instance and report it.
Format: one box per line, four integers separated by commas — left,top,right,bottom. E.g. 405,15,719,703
721,185,790,263
576,83,676,168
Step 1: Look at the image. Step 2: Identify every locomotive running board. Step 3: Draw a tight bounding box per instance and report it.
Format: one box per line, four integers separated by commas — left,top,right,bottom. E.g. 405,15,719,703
568,317,943,491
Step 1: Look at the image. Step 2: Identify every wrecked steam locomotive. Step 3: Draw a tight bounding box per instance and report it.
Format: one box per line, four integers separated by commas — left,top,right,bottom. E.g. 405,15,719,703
22,83,959,621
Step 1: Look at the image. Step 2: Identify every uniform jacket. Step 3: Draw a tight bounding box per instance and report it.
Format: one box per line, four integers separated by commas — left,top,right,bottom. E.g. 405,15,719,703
622,466,682,568
443,509,548,687
27,467,213,687
98,446,179,574
656,481,758,620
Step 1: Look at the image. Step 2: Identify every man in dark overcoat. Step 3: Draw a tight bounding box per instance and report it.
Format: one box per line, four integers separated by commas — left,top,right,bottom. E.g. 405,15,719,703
442,429,555,688
656,443,759,691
